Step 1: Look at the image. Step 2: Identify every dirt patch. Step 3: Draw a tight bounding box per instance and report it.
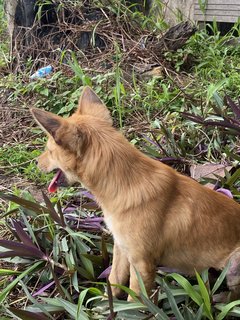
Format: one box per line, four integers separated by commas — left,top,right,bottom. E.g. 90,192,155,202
0,99,34,148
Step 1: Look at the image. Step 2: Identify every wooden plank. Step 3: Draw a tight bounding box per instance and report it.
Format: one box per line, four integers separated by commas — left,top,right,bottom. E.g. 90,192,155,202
194,0,240,23
194,14,239,23
195,5,240,11
195,0,240,4
195,9,240,17
195,13,240,18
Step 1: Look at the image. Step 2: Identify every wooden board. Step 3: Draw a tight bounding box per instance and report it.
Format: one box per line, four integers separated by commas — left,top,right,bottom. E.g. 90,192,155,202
195,0,240,5
194,0,240,22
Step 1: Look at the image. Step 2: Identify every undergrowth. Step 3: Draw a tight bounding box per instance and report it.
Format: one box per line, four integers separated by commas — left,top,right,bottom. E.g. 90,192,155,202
0,143,53,184
1,1,240,319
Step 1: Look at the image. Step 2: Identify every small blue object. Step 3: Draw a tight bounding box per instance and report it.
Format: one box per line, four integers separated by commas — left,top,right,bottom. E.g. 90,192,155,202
30,65,53,79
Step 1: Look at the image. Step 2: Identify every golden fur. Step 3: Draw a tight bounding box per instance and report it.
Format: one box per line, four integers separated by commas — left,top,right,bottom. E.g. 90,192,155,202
31,87,240,300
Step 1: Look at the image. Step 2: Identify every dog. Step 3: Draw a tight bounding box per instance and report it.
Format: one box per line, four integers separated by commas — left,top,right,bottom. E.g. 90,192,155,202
31,86,240,301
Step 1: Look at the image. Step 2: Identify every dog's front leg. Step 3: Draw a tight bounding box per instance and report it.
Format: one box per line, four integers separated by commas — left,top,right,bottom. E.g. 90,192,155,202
108,243,130,298
128,259,156,301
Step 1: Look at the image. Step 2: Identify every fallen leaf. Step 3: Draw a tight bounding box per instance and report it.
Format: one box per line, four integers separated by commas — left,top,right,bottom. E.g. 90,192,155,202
190,163,231,181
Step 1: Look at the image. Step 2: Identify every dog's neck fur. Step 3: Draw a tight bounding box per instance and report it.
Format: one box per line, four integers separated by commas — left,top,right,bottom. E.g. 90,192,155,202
76,124,175,213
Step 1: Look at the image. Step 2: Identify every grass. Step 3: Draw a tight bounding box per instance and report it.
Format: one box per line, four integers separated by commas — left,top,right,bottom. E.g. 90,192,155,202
0,0,8,68
0,143,53,184
2,1,240,318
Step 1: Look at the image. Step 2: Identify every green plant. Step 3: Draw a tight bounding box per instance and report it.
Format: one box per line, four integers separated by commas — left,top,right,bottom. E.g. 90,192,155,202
0,0,9,67
0,144,51,184
1,192,240,319
0,192,107,319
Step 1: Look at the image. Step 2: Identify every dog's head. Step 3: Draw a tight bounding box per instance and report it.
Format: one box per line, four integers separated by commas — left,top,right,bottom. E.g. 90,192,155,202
31,87,113,192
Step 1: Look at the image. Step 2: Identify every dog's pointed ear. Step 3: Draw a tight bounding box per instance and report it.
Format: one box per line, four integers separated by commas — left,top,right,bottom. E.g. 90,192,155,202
77,86,113,125
30,108,66,144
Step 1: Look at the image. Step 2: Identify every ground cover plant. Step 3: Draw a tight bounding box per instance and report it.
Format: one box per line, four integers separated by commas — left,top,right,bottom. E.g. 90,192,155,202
2,0,240,319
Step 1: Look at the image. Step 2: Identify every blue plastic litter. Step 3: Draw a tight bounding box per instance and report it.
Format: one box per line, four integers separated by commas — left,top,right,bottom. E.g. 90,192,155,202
30,65,53,79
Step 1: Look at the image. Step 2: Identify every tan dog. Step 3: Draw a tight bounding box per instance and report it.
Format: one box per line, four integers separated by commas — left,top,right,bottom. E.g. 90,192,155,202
31,86,240,300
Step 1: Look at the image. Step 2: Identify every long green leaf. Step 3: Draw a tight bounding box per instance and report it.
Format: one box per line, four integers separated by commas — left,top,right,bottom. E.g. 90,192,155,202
80,255,94,279
163,280,185,320
195,305,204,320
111,301,146,312
206,80,227,106
21,212,39,246
212,263,229,294
110,284,138,301
0,269,21,276
216,300,240,320
226,168,240,187
77,288,91,318
67,229,95,246
0,261,43,303
140,293,169,320
41,297,89,320
158,288,188,301
168,273,202,306
195,271,213,320
117,310,147,319
213,91,224,109
134,268,148,297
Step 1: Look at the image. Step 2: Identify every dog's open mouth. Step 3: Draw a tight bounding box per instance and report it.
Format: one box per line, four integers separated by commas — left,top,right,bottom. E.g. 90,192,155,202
48,169,67,193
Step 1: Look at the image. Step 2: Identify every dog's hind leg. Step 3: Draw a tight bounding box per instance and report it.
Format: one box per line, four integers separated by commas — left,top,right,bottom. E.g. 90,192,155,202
226,249,240,301
109,244,130,298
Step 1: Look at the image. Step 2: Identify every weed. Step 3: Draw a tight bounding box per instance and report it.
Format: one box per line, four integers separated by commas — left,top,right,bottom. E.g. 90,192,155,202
1,192,240,319
0,144,51,184
0,0,9,67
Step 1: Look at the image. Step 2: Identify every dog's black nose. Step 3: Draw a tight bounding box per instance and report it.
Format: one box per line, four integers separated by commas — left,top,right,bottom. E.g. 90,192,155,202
35,159,38,166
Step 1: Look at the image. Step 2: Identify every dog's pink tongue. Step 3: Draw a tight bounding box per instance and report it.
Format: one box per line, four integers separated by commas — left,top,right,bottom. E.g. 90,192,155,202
48,170,62,193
